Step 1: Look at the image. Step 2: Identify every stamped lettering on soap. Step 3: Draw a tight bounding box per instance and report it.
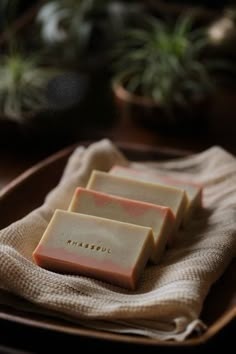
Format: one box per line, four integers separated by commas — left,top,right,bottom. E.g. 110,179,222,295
66,240,111,254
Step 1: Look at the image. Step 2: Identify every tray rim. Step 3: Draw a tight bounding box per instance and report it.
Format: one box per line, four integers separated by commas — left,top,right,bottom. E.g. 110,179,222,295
0,141,235,346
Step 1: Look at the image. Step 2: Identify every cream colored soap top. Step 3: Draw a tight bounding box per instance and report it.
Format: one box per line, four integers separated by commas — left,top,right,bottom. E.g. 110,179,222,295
69,187,175,263
110,165,202,203
87,170,187,230
33,210,154,290
110,165,202,223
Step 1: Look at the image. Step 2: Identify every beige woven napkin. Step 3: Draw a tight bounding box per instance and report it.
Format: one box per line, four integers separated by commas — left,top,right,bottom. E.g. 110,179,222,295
0,139,236,341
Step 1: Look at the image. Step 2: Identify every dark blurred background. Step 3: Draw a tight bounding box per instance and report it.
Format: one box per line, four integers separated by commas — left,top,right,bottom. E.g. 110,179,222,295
1,0,236,156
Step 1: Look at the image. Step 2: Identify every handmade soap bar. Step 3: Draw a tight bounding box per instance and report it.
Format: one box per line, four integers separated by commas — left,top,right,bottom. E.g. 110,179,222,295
110,165,202,224
69,187,175,263
87,170,187,231
33,210,154,290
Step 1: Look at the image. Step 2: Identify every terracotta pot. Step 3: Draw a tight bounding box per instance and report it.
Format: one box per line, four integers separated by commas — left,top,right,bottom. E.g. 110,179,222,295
112,79,210,136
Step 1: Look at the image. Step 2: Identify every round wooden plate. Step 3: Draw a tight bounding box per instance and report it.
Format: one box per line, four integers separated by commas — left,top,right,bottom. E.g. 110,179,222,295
0,142,235,352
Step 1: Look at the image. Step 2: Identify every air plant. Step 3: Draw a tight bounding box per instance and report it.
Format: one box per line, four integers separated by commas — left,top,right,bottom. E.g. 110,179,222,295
0,52,57,121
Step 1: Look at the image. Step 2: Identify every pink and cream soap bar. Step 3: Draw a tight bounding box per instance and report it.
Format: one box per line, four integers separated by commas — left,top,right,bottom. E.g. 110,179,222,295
110,165,202,224
33,209,154,290
69,187,175,263
87,170,187,231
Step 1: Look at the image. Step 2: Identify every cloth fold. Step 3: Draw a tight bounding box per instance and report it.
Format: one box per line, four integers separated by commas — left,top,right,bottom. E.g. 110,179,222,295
0,139,235,341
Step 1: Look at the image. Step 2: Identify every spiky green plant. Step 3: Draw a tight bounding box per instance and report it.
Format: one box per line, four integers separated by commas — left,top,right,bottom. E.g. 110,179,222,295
0,53,57,121
113,15,214,109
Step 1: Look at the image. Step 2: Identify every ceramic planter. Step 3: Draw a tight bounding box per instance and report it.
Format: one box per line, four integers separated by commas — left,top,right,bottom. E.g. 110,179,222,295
112,78,210,136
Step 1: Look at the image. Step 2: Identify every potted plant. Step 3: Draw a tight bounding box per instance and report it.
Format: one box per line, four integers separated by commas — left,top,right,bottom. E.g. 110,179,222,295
0,51,51,145
0,2,101,150
112,15,215,135
0,50,92,149
0,52,55,120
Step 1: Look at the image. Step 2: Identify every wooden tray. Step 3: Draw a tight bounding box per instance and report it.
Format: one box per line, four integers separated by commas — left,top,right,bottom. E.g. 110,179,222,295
0,142,235,352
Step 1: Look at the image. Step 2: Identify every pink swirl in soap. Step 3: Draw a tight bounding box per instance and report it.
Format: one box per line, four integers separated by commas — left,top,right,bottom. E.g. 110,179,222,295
92,192,111,207
120,200,148,217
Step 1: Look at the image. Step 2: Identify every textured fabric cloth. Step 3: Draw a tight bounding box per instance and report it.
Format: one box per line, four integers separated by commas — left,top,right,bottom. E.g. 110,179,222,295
0,139,236,341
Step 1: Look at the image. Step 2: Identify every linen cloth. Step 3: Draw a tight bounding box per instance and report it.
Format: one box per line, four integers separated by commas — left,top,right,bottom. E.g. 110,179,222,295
0,139,235,341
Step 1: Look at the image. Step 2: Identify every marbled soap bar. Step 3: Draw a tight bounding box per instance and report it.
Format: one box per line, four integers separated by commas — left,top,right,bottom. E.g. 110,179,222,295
110,165,202,224
87,170,187,231
69,187,175,263
33,210,154,290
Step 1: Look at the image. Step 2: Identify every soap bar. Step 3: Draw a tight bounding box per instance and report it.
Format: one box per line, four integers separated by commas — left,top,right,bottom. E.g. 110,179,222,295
87,170,187,231
110,165,202,224
33,210,154,290
69,187,175,263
